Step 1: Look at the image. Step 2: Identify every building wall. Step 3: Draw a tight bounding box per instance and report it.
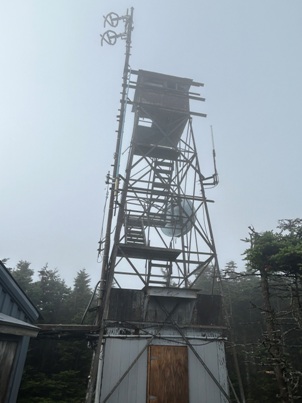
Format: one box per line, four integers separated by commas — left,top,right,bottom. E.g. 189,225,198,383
99,333,228,403
0,262,39,403
187,340,228,403
0,335,30,403
100,338,148,402
0,286,26,321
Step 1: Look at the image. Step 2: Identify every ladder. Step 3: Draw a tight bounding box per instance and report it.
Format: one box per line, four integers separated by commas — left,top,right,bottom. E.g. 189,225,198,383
149,159,174,213
147,260,173,287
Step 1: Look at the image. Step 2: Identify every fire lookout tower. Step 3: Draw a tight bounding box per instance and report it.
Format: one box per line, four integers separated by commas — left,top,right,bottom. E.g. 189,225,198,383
87,9,229,403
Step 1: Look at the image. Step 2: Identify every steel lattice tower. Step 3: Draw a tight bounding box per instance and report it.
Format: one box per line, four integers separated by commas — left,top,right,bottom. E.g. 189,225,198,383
86,9,230,403
100,69,219,290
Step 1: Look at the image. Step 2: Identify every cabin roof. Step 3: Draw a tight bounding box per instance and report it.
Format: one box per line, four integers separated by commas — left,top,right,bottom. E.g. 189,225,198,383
0,260,40,322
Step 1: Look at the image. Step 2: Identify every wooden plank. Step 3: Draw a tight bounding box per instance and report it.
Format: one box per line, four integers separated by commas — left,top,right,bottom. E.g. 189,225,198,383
147,345,189,403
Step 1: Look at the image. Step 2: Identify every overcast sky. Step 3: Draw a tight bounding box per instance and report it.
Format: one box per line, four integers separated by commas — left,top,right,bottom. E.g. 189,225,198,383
1,0,302,286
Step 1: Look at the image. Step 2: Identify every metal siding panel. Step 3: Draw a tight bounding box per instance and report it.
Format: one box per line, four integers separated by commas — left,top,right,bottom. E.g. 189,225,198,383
16,309,26,321
0,288,26,322
0,285,5,308
0,284,30,324
188,340,228,403
1,292,13,315
99,331,228,403
217,341,229,399
0,262,39,321
9,302,19,318
100,338,148,403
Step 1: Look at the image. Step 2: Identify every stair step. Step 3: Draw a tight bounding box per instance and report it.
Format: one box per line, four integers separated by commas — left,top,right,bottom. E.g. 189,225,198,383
154,161,174,167
154,168,173,174
127,233,145,239
126,231,144,236
148,280,168,285
127,240,145,245
127,231,144,234
152,183,170,189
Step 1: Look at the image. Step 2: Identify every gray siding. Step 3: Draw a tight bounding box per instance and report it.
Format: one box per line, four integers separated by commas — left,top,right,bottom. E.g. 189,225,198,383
0,262,39,323
99,335,228,403
0,284,26,321
0,288,13,314
100,338,148,403
0,261,39,403
188,340,228,403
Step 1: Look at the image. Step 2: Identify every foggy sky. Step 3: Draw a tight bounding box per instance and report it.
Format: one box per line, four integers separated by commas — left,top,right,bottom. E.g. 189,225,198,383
1,0,302,286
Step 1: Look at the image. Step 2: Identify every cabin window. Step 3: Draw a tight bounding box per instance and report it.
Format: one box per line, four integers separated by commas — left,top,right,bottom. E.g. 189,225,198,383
138,117,153,127
143,78,164,89
166,80,177,90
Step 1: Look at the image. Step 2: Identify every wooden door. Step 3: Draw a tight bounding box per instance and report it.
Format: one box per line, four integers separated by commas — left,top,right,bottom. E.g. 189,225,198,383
147,345,189,403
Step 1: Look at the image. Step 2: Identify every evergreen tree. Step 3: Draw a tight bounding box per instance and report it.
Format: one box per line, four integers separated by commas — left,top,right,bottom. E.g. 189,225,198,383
11,219,302,402
11,260,34,295
244,221,302,402
9,262,93,402
35,265,71,323
70,269,93,323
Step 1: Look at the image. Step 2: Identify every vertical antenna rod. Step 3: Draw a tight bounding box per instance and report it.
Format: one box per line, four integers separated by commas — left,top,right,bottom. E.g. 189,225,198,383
211,125,219,185
86,9,134,403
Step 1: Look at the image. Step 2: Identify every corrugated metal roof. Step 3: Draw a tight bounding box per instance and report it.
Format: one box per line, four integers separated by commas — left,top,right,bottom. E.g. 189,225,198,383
0,261,39,322
0,313,39,337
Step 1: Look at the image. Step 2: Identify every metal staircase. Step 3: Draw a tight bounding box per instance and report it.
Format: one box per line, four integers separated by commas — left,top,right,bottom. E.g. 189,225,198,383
125,214,146,245
147,260,172,286
149,158,174,212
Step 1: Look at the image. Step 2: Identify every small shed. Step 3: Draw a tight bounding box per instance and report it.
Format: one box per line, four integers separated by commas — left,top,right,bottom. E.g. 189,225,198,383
0,260,39,403
96,288,229,402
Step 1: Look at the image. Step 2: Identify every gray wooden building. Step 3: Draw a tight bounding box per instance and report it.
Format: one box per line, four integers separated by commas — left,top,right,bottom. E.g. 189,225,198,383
0,261,39,403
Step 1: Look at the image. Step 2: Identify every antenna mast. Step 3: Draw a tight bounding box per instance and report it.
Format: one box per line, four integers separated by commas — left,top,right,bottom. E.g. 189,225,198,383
86,9,134,403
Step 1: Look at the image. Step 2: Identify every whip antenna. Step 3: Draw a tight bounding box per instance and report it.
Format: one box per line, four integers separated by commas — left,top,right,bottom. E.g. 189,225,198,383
211,125,219,185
